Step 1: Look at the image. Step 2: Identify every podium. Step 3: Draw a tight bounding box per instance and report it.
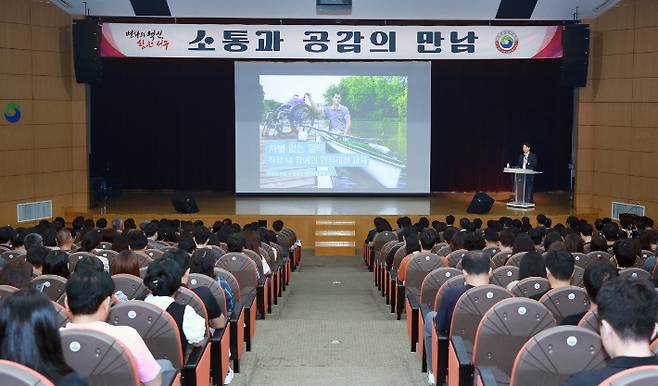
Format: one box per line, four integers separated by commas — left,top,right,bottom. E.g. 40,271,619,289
504,167,542,209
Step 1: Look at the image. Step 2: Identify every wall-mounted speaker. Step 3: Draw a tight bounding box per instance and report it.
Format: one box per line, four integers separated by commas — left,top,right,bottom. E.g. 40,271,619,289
72,18,102,84
561,24,590,87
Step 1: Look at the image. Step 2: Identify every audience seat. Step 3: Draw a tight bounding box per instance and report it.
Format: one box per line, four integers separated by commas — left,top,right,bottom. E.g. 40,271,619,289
31,275,67,302
187,274,231,383
446,285,513,386
371,231,398,275
505,252,526,267
112,274,150,301
508,326,606,386
68,252,95,271
215,255,258,352
510,277,551,299
242,249,270,319
403,253,443,351
572,253,592,269
587,251,612,261
429,275,466,381
212,268,245,373
94,249,118,262
432,243,451,257
619,268,651,281
60,329,150,386
578,309,600,334
146,249,164,260
0,359,56,386
51,300,70,328
445,249,468,268
0,285,18,300
599,365,658,386
539,286,590,324
107,300,204,386
481,247,501,259
98,241,113,250
571,265,585,287
490,266,519,289
491,252,513,268
386,242,405,305
0,251,24,262
471,298,556,386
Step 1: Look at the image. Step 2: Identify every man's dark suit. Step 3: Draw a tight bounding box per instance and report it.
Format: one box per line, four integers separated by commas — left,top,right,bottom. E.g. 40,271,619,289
517,152,538,203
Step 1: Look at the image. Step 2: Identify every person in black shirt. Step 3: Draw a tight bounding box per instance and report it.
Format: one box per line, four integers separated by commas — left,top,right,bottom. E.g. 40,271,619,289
562,277,658,385
560,261,618,326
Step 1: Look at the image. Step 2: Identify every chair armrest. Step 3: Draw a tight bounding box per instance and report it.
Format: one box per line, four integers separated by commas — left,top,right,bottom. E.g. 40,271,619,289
161,369,181,386
185,337,209,368
406,293,420,309
182,337,211,386
475,367,499,386
211,319,229,342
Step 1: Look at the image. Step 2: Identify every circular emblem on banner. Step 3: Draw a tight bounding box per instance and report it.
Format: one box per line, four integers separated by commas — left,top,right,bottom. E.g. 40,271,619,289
495,31,519,54
3,102,21,123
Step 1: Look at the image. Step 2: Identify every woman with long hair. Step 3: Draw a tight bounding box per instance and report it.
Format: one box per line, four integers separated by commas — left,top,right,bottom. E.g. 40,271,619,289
0,289,88,385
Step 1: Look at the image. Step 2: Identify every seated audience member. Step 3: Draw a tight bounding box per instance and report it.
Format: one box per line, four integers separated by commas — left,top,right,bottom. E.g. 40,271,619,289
543,231,563,252
589,234,609,252
11,228,28,252
144,222,167,249
26,246,50,276
512,234,536,255
95,218,107,229
0,257,33,289
564,233,585,253
462,231,485,251
0,289,88,386
366,217,391,245
124,218,137,232
441,227,457,246
128,230,150,255
506,251,546,293
24,233,44,251
398,229,431,283
602,222,620,249
536,214,548,229
545,250,574,291
112,234,130,253
449,231,465,252
243,230,271,276
563,277,658,385
560,261,618,325
498,229,515,253
43,250,71,279
445,215,455,229
483,228,500,250
190,248,235,313
63,270,162,386
111,218,123,233
580,222,594,251
423,251,491,382
55,229,75,252
0,227,13,250
613,238,640,269
111,250,141,276
73,255,105,274
528,228,543,250
177,234,196,254
143,257,206,350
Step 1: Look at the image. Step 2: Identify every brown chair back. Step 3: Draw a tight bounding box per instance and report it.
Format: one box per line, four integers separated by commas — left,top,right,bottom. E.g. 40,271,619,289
174,287,210,331
587,251,612,261
510,277,551,299
68,252,95,271
107,300,184,368
491,251,512,268
216,253,258,298
506,252,527,267
213,268,241,304
445,249,468,268
404,253,444,298
491,266,520,288
509,326,606,386
539,286,590,324
242,249,264,278
578,309,600,334
31,275,67,302
450,285,513,353
432,243,451,257
482,247,501,259
619,268,651,281
420,267,462,306
0,359,55,386
472,298,556,384
372,231,399,261
188,273,228,316
94,249,118,261
60,329,140,386
599,365,658,386
112,274,150,300
51,301,70,328
433,275,466,312
572,252,592,269
145,249,163,260
0,285,18,300
391,245,407,272
0,251,24,262
571,265,585,287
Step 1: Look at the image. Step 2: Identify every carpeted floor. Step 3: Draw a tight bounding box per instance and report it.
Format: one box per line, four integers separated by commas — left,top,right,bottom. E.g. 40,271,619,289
228,253,426,386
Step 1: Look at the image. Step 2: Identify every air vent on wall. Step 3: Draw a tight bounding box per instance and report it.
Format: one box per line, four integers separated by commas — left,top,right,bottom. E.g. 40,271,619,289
17,200,52,223
611,201,645,220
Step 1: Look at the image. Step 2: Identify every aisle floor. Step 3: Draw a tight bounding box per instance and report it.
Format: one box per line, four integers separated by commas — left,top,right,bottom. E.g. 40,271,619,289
229,253,426,386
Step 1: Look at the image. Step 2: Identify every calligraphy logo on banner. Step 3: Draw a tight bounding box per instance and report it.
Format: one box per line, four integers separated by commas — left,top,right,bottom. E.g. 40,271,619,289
3,102,21,124
100,24,563,60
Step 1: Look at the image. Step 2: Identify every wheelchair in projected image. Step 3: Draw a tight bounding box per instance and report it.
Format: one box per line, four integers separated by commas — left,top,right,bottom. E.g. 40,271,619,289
261,94,315,139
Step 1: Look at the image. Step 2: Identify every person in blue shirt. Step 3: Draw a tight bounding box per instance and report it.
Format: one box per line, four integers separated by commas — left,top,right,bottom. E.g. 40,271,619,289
307,92,351,135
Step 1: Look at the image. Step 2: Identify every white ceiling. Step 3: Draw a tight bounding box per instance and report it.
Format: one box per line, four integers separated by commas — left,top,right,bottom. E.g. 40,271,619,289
51,0,621,21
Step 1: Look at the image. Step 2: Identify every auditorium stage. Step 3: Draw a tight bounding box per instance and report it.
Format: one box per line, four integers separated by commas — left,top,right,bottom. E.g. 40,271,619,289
68,191,593,252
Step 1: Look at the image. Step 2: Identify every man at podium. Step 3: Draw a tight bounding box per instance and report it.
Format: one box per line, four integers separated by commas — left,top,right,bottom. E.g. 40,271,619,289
517,142,538,203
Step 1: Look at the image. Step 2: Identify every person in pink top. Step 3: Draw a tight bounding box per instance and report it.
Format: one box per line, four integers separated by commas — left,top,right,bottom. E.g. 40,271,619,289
62,270,162,386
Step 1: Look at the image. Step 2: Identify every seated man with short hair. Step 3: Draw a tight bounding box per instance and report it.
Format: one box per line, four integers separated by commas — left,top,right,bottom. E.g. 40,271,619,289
560,260,618,325
545,250,574,291
423,251,492,384
62,270,163,386
562,277,658,385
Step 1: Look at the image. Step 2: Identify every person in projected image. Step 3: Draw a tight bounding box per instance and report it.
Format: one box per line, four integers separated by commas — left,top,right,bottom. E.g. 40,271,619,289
306,92,351,135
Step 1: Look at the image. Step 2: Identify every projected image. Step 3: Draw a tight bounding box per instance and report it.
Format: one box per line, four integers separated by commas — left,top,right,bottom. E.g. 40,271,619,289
259,75,408,190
